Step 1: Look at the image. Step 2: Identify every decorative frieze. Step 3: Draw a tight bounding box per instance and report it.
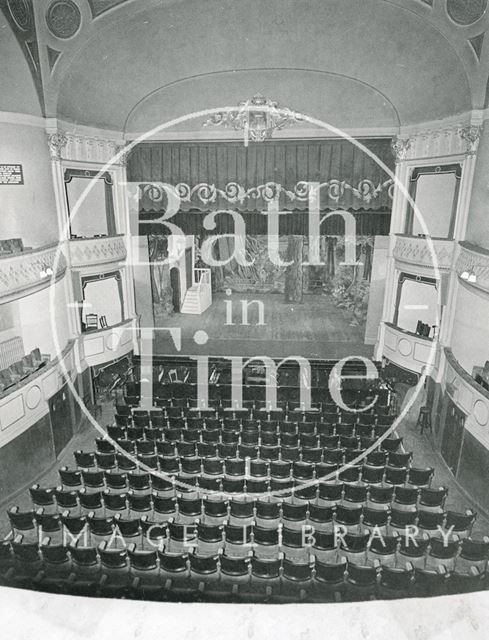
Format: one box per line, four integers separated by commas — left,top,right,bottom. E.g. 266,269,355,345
395,123,481,160
47,129,126,165
393,235,455,270
69,235,127,268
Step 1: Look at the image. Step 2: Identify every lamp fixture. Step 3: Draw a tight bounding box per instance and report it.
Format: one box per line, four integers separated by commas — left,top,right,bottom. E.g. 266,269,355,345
39,266,53,279
203,94,304,146
460,268,477,284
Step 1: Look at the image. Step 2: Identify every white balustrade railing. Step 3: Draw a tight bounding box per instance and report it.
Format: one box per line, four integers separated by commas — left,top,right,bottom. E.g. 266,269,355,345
69,234,127,268
0,243,67,302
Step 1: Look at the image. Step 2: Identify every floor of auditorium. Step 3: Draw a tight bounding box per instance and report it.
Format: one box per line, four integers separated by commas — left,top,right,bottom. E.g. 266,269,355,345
154,292,373,359
1,400,488,539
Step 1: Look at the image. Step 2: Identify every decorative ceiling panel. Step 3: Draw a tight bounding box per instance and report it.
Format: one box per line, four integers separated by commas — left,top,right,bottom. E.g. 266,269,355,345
45,0,82,39
447,0,487,25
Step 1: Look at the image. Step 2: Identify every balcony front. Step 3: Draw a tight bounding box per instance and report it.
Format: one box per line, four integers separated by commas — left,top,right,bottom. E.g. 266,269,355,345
382,322,440,375
0,243,67,304
69,234,127,269
393,234,455,271
82,318,137,367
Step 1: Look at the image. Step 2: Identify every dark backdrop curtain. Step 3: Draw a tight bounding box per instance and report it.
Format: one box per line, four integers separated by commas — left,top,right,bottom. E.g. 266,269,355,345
128,139,394,214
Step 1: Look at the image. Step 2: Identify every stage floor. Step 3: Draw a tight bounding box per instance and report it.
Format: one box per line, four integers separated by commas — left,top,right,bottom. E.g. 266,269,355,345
154,292,373,360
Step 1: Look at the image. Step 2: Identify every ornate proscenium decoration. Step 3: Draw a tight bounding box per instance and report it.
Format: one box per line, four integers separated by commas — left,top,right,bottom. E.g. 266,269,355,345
203,94,304,146
391,136,412,162
46,131,68,160
459,124,483,156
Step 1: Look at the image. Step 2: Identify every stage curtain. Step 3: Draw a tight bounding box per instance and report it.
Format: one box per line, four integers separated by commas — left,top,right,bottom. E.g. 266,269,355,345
139,210,391,236
128,139,394,214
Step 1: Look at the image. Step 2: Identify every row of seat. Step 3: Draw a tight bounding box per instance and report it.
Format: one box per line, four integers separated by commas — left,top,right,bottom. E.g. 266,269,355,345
8,508,485,557
98,438,404,463
122,380,390,408
70,458,430,495
122,384,390,411
102,428,405,452
110,422,394,448
26,473,453,516
71,455,427,486
1,536,486,603
7,503,486,564
116,402,396,426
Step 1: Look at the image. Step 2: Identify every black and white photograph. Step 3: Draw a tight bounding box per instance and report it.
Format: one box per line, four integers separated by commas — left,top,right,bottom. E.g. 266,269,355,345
1,1,489,638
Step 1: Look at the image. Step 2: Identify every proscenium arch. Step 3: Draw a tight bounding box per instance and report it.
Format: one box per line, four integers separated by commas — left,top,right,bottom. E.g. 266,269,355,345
122,67,402,134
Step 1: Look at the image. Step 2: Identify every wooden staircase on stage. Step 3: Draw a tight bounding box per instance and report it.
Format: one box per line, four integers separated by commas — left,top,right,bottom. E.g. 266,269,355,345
181,268,212,315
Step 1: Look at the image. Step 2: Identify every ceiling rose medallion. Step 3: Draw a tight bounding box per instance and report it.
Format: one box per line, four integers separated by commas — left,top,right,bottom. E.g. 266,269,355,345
7,0,32,31
447,0,487,25
203,94,304,146
46,0,82,39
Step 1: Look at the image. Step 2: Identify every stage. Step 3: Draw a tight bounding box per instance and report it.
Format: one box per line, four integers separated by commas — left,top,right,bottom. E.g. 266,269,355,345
153,292,373,360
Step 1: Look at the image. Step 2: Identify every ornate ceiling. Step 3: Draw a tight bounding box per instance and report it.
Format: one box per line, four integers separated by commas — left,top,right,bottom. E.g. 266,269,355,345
1,0,489,132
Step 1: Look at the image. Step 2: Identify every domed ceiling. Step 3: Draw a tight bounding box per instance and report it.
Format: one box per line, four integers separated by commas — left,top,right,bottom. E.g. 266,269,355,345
1,0,489,132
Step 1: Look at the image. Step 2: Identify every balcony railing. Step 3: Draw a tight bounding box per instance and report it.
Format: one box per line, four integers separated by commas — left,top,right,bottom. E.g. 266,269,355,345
0,243,67,303
456,242,489,295
82,318,136,367
393,234,455,270
444,348,489,448
0,340,76,446
69,234,127,268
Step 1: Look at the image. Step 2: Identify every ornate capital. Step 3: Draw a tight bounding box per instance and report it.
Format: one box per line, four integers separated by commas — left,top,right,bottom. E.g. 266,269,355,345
47,132,68,160
391,136,412,162
459,124,483,156
114,144,129,166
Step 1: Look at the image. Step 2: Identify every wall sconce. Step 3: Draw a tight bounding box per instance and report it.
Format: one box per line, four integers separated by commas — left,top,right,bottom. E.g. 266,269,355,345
39,266,53,279
460,269,477,283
